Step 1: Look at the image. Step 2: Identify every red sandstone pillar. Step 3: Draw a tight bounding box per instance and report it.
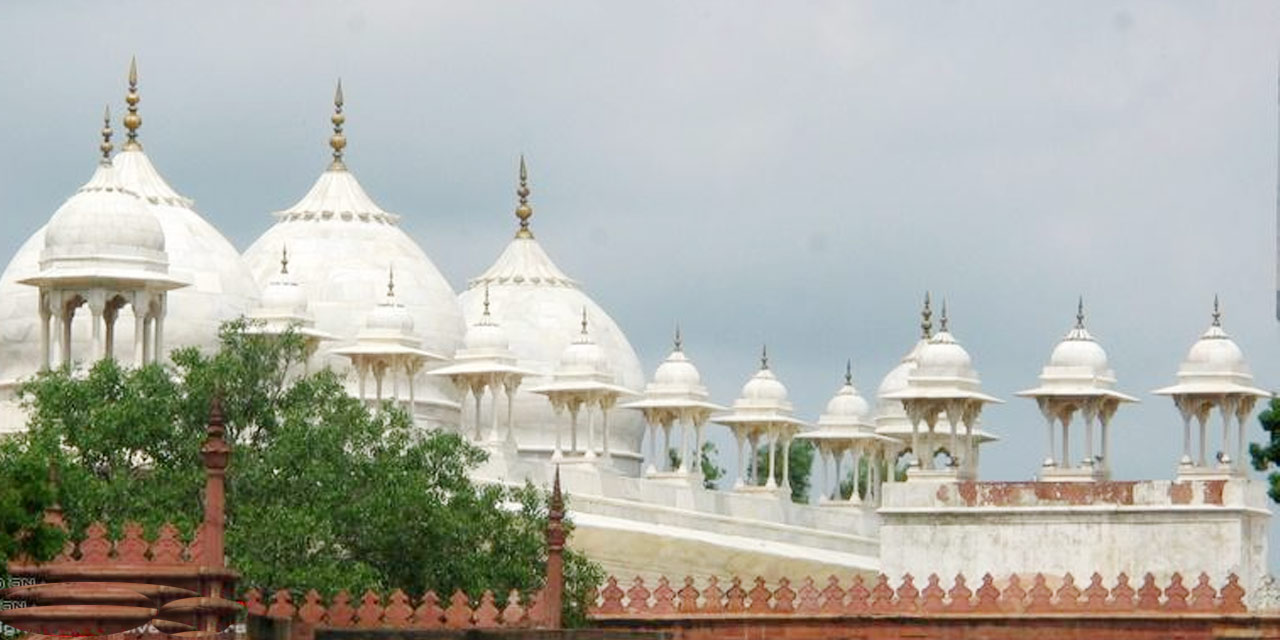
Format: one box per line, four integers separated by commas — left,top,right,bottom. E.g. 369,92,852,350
199,396,232,632
543,466,565,629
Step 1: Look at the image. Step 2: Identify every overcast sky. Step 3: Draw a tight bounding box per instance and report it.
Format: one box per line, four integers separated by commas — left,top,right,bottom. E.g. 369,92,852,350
2,0,1279,562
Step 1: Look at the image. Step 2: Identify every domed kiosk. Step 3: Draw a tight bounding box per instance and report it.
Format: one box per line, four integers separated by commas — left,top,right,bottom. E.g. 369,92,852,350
0,62,258,432
458,159,645,474
241,83,465,429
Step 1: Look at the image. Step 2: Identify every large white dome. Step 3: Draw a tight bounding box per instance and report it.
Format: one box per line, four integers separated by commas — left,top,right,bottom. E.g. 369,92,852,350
0,146,259,402
459,175,644,471
242,165,464,426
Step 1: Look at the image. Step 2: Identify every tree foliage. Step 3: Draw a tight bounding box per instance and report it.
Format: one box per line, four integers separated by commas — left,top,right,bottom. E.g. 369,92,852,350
754,439,814,503
667,441,725,490
7,320,603,625
1249,397,1280,502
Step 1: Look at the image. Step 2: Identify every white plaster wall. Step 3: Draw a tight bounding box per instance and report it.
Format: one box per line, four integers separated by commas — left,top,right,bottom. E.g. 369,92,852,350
879,478,1271,589
474,449,882,582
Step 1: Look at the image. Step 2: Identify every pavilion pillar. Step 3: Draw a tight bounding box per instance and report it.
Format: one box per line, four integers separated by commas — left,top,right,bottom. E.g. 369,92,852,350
1179,409,1193,466
765,431,778,489
584,400,597,459
830,449,841,500
1060,415,1071,469
60,304,75,368
1197,412,1208,467
505,379,519,447
850,446,862,502
661,420,672,471
152,297,165,362
568,402,580,455
38,303,51,371
473,384,484,441
780,436,792,494
1220,397,1237,466
488,380,501,443
601,400,612,463
733,430,747,488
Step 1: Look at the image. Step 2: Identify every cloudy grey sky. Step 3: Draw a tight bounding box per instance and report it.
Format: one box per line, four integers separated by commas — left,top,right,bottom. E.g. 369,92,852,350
2,0,1279,559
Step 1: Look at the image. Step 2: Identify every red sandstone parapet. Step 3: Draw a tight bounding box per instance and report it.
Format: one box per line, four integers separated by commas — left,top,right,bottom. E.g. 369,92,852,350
10,521,210,569
244,587,551,630
589,572,1247,617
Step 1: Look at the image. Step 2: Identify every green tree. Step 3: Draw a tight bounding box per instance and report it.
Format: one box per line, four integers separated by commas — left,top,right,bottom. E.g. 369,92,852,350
0,436,68,574
667,441,725,490
8,320,602,626
1250,397,1280,502
753,439,815,503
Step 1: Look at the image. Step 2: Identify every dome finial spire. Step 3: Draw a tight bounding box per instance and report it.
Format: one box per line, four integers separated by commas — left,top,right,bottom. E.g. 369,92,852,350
123,57,142,151
386,265,396,298
921,292,933,338
760,344,769,370
1212,294,1222,327
329,79,347,171
580,306,589,335
482,283,492,317
99,104,114,163
1076,295,1085,329
844,359,853,385
280,245,289,275
674,323,683,352
939,298,950,332
515,155,534,239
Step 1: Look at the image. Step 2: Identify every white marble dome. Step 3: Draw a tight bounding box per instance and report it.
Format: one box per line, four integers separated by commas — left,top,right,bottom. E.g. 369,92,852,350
259,259,308,317
1185,325,1247,371
741,366,789,405
653,349,701,388
823,380,871,423
0,146,259,403
242,155,465,426
874,338,926,433
916,331,974,372
43,164,164,263
1048,336,1110,372
460,200,644,472
464,317,510,354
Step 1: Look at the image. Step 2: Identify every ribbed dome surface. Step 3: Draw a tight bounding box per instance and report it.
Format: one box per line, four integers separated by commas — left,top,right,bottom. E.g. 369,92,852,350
43,164,164,259
460,235,644,471
242,166,465,422
0,148,259,394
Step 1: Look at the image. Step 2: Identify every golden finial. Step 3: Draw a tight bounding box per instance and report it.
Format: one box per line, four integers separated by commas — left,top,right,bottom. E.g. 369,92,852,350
386,265,396,298
580,307,589,335
674,324,683,352
99,105,113,163
1075,296,1085,329
1212,294,1221,327
515,155,534,239
123,57,142,151
760,344,769,370
280,245,289,275
482,284,491,317
939,298,949,332
329,80,347,170
845,359,853,385
920,292,933,339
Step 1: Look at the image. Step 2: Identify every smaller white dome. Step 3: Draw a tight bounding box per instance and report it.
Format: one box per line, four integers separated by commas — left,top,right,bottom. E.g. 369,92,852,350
742,368,788,404
825,383,870,421
43,163,166,266
365,273,414,334
654,350,702,388
916,331,973,371
1048,337,1109,372
258,252,308,316
367,300,414,333
465,319,510,353
1185,325,1247,371
559,335,608,372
